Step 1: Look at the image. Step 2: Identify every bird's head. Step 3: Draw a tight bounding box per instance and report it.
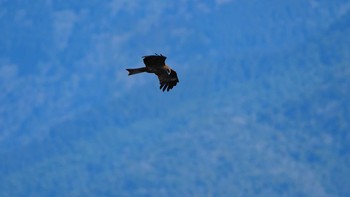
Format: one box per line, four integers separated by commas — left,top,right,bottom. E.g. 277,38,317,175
165,65,171,75
166,68,171,75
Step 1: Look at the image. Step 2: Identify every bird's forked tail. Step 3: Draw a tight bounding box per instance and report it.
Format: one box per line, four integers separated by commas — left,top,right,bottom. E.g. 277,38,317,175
126,67,147,75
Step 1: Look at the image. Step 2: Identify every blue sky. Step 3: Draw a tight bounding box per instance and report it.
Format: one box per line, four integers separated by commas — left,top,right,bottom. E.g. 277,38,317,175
1,0,350,196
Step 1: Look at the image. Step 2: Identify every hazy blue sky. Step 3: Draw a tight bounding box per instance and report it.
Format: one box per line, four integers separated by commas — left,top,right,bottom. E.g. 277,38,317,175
1,0,350,196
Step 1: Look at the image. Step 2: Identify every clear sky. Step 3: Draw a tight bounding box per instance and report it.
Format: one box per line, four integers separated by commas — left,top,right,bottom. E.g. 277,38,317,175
1,0,350,196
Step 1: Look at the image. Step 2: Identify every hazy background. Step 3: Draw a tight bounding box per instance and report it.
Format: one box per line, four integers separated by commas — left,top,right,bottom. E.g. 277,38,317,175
1,0,350,196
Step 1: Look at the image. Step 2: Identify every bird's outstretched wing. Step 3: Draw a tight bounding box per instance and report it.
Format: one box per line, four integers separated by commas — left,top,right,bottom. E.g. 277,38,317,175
156,69,179,92
143,54,166,67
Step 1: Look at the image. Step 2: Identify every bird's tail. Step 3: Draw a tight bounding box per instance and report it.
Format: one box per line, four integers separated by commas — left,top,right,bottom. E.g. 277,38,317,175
126,67,147,75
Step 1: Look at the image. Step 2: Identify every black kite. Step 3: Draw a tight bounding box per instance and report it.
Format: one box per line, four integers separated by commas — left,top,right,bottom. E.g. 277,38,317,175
126,54,179,92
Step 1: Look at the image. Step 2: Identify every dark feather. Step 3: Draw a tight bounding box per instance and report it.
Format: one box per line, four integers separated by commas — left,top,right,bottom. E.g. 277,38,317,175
143,54,166,68
157,69,179,92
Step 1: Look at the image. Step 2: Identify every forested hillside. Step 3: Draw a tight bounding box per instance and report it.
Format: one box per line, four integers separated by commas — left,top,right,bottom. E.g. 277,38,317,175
0,1,349,196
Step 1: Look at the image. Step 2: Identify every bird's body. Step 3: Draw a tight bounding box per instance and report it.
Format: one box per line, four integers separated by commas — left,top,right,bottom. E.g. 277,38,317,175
126,54,179,92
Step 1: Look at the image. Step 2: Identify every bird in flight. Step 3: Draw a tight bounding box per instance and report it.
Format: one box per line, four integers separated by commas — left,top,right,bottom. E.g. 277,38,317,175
126,54,179,92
